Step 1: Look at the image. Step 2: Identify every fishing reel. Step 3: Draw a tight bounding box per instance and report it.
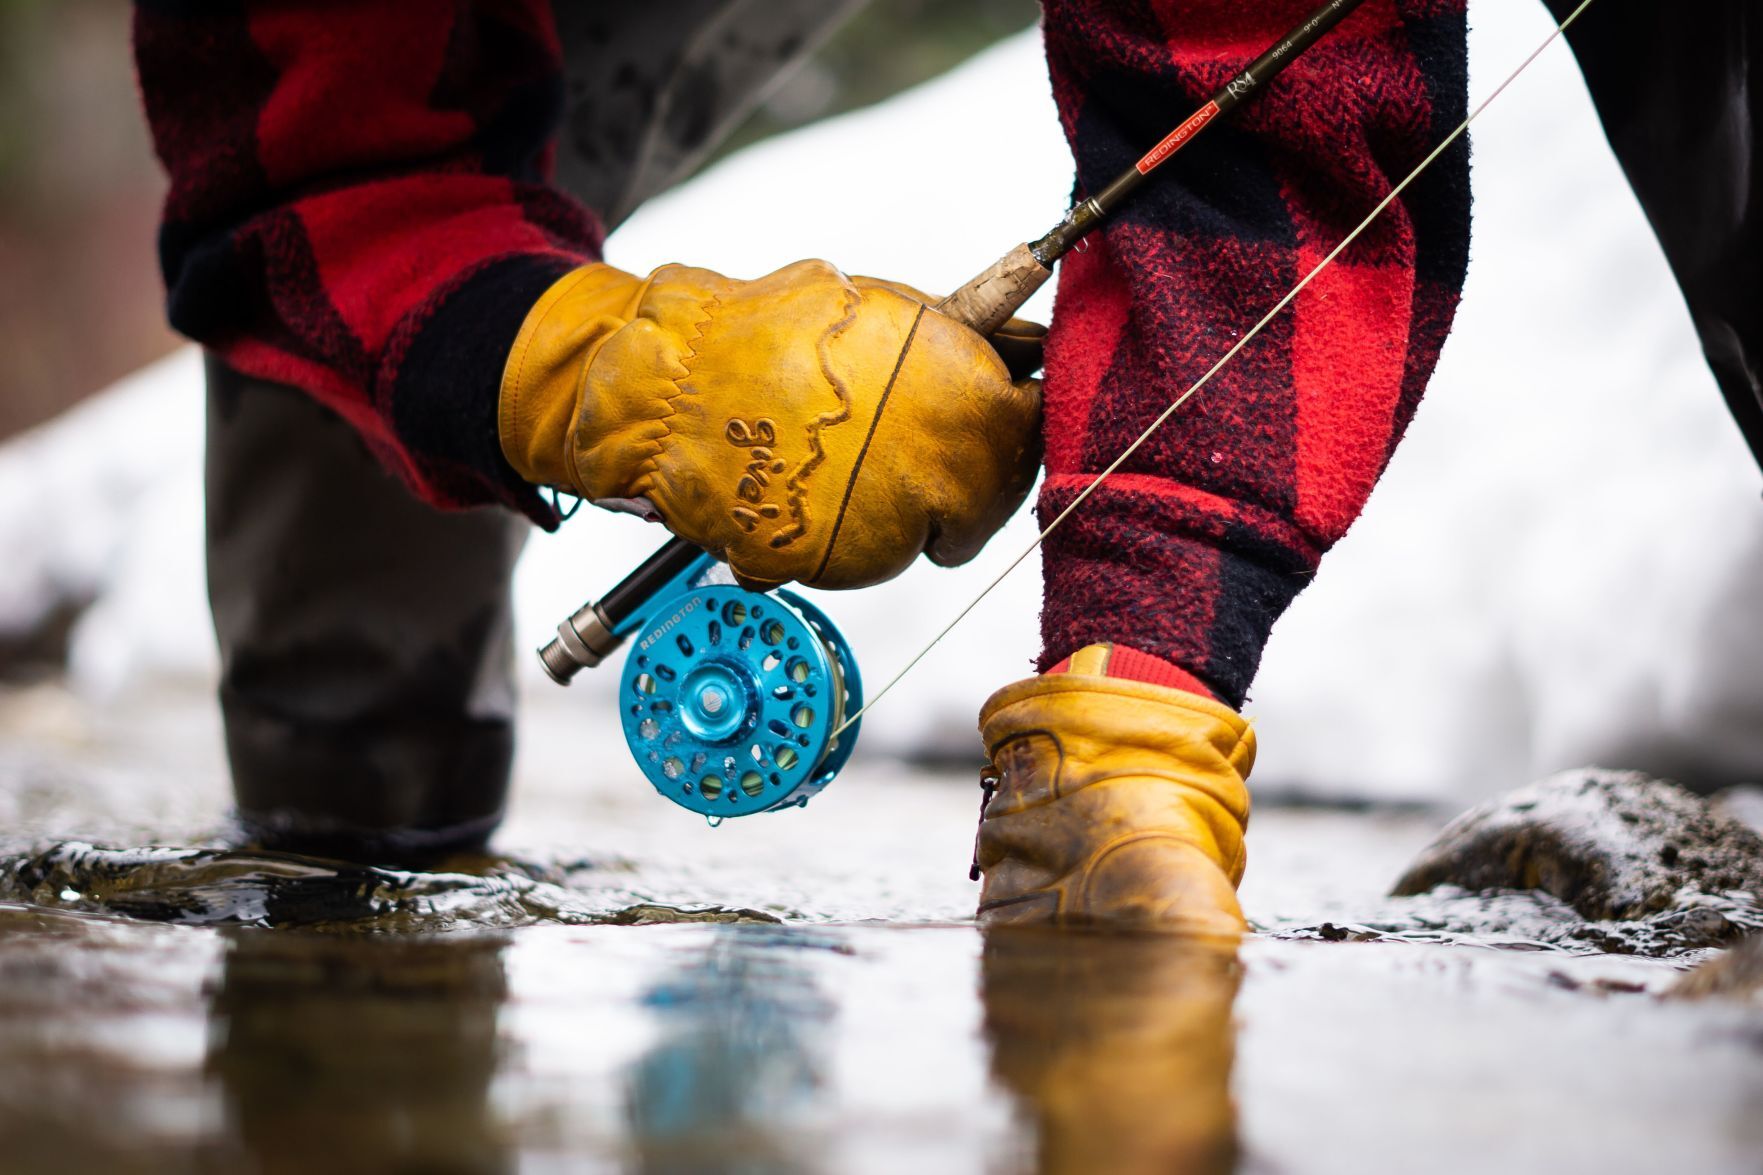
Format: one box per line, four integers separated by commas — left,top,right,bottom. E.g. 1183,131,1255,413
538,539,862,820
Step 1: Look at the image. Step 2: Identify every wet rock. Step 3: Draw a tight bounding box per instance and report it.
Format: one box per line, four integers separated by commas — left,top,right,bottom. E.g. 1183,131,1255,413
1257,772,1763,957
1280,770,1763,957
1392,769,1763,921
1667,933,1763,1001
1266,883,1763,957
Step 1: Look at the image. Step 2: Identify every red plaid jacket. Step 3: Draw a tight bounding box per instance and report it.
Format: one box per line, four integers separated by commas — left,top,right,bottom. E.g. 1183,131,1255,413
134,0,600,526
134,0,1469,708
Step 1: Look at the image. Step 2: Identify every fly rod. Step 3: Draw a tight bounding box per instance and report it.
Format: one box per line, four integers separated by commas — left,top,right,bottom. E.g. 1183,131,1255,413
539,0,1368,683
937,0,1366,333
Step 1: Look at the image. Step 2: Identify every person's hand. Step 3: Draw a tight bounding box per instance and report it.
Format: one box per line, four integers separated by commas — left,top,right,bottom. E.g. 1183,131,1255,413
499,260,1042,590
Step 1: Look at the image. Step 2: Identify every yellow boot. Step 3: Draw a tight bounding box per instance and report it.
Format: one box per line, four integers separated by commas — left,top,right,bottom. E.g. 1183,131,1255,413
974,644,1254,936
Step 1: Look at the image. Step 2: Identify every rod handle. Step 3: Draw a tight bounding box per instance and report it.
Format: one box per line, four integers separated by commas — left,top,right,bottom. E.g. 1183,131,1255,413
934,242,1052,337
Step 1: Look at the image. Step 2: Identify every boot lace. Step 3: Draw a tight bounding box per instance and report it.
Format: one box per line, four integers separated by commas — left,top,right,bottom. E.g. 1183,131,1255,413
968,764,1001,882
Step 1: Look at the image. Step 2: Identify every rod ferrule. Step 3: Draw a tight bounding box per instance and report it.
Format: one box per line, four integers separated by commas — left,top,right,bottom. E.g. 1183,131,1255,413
1029,198,1107,266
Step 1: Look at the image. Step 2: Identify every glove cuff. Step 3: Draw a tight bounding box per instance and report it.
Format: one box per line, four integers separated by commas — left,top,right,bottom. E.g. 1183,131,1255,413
498,262,643,494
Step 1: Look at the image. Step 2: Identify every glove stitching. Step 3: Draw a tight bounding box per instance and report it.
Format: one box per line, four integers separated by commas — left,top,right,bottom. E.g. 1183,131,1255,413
765,281,864,552
633,290,723,500
811,302,927,582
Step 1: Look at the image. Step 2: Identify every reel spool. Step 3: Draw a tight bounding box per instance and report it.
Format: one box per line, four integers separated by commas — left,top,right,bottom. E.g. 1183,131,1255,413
617,584,862,819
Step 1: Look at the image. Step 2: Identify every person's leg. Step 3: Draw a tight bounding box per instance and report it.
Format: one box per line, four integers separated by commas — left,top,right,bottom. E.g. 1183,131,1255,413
977,0,1472,927
203,5,863,864
1547,0,1763,463
205,355,527,863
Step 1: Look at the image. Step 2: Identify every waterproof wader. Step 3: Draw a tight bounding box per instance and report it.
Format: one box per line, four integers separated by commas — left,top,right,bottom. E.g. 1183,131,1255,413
1547,0,1763,465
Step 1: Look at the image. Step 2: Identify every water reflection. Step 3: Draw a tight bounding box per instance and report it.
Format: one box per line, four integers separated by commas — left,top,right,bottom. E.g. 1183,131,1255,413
981,928,1241,1175
203,929,514,1173
625,927,840,1174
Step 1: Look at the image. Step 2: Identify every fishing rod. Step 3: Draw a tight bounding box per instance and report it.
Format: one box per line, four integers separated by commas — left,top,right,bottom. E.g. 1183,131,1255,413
938,0,1367,335
537,0,1370,821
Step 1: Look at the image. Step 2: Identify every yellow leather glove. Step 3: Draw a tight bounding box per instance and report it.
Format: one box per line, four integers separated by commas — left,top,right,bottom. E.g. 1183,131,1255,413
975,645,1255,938
499,260,1042,590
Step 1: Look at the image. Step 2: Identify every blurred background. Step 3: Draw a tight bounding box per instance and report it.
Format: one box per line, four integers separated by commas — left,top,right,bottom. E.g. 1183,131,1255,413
0,0,174,441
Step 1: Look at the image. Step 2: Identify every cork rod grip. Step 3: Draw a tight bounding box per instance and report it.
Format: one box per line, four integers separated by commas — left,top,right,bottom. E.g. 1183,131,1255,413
934,242,1051,336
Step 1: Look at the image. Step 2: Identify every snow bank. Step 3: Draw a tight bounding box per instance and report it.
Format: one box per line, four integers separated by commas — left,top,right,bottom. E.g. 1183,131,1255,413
0,347,210,693
1246,5,1763,797
7,5,1761,802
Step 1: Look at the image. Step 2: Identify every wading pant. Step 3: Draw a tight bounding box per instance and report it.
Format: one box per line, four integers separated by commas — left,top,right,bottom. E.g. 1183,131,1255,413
1551,0,1763,464
207,0,861,862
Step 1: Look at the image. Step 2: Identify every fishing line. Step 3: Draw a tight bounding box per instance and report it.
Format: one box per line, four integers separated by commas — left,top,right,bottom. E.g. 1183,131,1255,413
831,0,1601,738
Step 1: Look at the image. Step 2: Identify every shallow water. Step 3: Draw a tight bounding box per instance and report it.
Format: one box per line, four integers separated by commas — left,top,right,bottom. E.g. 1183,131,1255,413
2,682,1762,1173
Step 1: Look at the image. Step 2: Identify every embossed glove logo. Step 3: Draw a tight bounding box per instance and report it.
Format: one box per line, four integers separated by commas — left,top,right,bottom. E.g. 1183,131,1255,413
725,417,788,536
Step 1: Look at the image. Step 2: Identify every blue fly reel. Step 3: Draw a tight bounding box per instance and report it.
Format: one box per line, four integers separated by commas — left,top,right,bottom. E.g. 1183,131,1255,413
539,543,863,818
616,583,861,818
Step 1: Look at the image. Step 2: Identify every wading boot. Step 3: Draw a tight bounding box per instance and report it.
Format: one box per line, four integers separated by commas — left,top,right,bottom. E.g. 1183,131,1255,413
974,645,1254,936
206,356,523,869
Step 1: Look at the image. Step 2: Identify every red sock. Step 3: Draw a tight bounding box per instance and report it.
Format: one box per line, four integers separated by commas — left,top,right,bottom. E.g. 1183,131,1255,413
1045,643,1218,702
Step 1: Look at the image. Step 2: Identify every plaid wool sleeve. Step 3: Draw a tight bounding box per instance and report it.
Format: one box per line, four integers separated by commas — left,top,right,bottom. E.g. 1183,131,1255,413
1037,0,1471,707
133,0,604,527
